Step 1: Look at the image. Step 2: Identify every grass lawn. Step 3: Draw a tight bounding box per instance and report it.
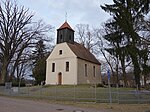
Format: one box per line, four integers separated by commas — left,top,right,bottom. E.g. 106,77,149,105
0,85,150,104
15,85,150,104
70,102,150,112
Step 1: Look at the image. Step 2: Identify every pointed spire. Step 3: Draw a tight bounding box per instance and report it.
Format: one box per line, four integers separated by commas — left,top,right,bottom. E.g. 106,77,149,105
58,21,74,31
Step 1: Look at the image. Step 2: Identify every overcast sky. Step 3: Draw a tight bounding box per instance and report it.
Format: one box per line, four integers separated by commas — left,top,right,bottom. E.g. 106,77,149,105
18,0,113,29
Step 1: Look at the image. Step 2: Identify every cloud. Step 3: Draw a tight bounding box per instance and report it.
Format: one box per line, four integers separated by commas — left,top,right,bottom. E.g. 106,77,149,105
18,0,113,29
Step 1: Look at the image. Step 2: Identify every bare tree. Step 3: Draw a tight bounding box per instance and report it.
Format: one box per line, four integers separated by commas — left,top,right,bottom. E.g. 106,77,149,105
93,27,119,85
0,0,53,84
75,24,97,53
94,24,134,86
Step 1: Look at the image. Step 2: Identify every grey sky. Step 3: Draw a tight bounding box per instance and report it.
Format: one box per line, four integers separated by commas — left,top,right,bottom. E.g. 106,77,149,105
18,0,113,29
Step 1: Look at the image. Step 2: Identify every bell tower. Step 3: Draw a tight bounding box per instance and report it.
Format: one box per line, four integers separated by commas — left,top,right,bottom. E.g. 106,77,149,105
57,22,74,44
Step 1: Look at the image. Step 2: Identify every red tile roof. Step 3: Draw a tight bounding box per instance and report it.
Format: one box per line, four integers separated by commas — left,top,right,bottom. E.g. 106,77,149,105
67,42,101,65
58,21,74,31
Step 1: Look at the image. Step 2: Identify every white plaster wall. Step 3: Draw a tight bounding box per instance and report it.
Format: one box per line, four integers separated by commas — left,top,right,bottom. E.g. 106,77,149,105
46,43,77,85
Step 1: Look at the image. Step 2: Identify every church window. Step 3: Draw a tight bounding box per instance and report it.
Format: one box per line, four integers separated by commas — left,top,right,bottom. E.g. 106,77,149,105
85,64,87,77
66,62,69,72
52,63,55,72
59,50,62,55
93,66,96,77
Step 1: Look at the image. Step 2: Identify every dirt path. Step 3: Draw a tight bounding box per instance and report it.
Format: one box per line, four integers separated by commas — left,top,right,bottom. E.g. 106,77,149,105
0,96,104,112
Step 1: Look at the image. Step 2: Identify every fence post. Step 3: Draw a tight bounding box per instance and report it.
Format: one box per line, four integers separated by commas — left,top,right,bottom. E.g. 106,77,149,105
117,84,119,104
9,88,12,96
137,85,140,104
95,83,97,103
40,85,42,98
18,86,20,95
55,83,57,101
27,86,29,96
108,80,112,104
74,83,76,103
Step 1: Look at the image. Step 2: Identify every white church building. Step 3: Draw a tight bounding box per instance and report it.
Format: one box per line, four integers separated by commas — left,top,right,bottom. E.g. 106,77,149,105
46,22,101,85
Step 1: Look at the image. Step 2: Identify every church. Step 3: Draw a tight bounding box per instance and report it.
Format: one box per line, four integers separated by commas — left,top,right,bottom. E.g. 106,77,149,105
46,21,101,85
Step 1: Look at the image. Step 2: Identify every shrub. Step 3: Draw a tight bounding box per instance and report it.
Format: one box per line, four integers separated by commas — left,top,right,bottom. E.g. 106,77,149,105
96,83,104,87
12,82,25,87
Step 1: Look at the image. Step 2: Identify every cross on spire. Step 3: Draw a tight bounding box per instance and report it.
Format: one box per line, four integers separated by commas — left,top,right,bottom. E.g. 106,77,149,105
65,12,67,22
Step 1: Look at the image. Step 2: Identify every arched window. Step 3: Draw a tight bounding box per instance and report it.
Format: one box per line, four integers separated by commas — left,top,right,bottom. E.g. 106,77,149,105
59,50,62,55
52,63,55,72
85,64,87,76
93,66,96,77
66,62,69,72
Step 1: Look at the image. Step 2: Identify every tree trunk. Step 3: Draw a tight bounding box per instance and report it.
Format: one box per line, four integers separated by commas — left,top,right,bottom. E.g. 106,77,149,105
144,74,147,88
120,57,127,87
122,68,127,87
135,71,141,90
115,57,120,86
132,58,141,90
116,66,119,85
0,62,8,84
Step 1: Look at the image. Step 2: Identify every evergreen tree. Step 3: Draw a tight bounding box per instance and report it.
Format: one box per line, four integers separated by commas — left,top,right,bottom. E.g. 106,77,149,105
101,0,150,89
102,19,128,86
32,56,47,85
32,40,46,64
32,40,48,84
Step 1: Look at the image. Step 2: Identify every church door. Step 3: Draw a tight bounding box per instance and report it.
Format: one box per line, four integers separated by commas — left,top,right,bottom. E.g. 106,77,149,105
58,72,62,85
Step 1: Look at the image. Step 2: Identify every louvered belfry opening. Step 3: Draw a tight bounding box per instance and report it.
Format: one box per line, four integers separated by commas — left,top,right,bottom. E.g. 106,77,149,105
57,22,74,44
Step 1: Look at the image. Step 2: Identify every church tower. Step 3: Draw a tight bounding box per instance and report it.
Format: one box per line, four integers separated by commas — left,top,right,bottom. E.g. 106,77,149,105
57,22,74,44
